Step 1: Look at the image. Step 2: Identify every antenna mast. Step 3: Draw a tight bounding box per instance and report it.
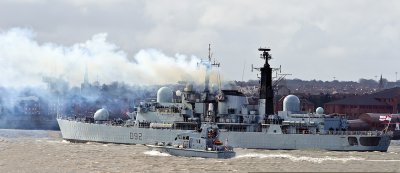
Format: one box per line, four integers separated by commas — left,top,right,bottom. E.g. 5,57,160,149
208,44,212,61
201,44,220,93
253,47,274,116
197,44,220,101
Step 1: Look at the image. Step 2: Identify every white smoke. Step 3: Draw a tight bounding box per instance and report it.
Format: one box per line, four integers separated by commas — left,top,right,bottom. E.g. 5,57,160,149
0,27,211,87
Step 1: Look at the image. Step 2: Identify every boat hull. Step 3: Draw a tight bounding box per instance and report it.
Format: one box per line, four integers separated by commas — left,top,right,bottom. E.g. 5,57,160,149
148,145,235,159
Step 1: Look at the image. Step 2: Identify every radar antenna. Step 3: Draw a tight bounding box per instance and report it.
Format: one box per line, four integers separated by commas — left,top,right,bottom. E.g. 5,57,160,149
271,65,292,87
258,48,272,63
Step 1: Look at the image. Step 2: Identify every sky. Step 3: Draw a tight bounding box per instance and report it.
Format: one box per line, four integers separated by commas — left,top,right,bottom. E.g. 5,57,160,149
0,0,399,87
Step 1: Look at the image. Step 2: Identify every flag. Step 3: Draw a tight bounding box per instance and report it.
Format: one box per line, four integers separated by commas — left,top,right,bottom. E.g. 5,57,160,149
387,115,392,121
379,115,392,121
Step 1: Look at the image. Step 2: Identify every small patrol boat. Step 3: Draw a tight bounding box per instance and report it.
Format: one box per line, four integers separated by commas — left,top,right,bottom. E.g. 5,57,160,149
147,123,235,159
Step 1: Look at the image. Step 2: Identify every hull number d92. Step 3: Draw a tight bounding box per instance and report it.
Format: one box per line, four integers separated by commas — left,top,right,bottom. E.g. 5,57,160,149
130,132,142,140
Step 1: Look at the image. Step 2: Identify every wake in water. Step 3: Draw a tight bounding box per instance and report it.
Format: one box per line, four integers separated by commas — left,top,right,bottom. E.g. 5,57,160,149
235,153,365,163
143,150,171,157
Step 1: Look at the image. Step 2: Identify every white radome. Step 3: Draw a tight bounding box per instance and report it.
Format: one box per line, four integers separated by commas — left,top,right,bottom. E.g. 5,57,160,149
176,90,182,97
316,107,324,114
283,95,300,112
157,86,173,103
94,108,109,121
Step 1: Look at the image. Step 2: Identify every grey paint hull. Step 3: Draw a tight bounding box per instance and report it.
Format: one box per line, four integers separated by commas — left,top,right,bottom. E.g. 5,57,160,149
58,119,391,151
148,146,235,159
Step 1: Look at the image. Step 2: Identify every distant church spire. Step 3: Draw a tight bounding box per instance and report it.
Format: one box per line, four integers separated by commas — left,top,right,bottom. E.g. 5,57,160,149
81,64,91,92
378,74,384,90
84,65,89,85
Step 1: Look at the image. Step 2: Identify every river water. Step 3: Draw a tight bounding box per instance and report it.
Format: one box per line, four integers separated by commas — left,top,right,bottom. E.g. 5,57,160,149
0,129,399,172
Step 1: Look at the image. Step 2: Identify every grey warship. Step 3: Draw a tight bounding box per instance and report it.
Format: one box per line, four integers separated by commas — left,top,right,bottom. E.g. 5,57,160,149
57,46,392,151
147,123,235,159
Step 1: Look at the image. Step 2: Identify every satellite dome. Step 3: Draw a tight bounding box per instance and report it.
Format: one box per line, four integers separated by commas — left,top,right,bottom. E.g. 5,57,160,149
176,90,182,97
316,107,324,114
94,108,109,121
157,86,173,103
283,95,300,112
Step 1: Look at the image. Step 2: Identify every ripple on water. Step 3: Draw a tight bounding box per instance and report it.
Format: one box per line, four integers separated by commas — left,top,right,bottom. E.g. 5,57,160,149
234,153,365,163
143,150,171,157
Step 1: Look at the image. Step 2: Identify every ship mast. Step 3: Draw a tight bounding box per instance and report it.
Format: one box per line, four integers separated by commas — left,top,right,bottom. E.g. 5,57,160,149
197,44,220,123
204,44,220,93
199,44,220,101
258,47,274,116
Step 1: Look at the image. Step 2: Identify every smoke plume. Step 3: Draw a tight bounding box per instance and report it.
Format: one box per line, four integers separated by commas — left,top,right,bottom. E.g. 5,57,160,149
0,27,225,130
0,27,214,88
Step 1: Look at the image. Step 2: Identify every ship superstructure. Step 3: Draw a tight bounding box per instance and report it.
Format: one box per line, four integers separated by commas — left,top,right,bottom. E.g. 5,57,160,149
57,46,392,151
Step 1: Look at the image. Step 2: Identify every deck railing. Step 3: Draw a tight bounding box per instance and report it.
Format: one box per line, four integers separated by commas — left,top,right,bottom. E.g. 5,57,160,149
321,130,392,136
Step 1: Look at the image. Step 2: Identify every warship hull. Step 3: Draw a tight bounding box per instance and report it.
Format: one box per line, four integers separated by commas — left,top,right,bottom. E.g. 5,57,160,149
58,119,391,151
